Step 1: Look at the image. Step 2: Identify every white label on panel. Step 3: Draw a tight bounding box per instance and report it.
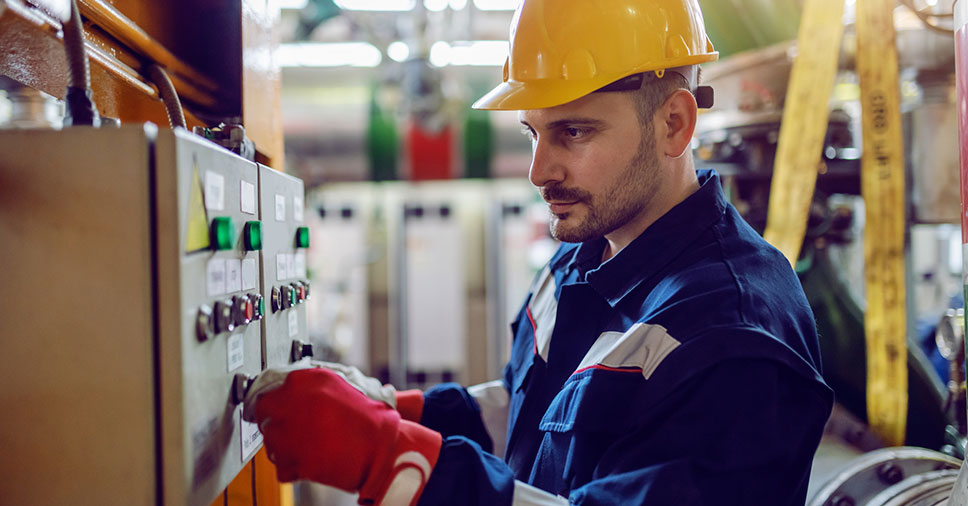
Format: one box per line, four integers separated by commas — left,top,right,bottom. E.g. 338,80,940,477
241,258,257,290
226,259,242,293
288,310,298,337
294,251,306,279
239,405,263,462
276,253,287,281
207,259,226,296
205,171,225,211
227,333,244,372
286,253,296,280
240,180,256,215
275,194,286,222
294,196,304,222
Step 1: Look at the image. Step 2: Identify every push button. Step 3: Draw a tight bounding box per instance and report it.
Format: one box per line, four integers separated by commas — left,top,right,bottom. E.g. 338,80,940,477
282,285,294,309
249,293,265,320
215,299,235,333
211,217,235,251
296,226,310,248
290,339,314,362
243,221,262,251
271,287,282,313
196,305,214,342
232,295,250,326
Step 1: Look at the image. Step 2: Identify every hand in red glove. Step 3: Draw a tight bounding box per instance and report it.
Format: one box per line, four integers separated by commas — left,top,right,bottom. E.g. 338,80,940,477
241,365,442,506
291,359,426,422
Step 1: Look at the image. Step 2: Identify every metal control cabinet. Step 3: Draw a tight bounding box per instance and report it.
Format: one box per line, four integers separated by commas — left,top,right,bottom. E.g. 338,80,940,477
0,126,291,506
258,165,310,368
155,129,265,505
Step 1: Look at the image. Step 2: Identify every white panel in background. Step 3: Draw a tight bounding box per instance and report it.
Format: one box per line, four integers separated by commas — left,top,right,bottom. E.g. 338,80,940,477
501,212,534,329
307,204,369,369
405,205,466,371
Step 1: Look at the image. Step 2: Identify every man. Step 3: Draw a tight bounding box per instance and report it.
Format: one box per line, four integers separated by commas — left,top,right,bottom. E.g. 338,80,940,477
242,1,833,504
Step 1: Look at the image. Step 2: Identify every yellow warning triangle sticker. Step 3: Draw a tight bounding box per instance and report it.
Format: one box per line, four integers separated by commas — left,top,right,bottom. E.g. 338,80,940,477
185,165,210,252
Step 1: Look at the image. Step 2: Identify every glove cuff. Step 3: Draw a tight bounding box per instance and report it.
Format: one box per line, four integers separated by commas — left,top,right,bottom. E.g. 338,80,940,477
359,420,442,506
394,389,425,422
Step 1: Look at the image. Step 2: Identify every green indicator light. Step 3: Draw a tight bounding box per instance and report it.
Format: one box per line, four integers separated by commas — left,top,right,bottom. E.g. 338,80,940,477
211,217,235,251
290,289,297,306
296,226,310,248
244,221,263,251
258,297,265,317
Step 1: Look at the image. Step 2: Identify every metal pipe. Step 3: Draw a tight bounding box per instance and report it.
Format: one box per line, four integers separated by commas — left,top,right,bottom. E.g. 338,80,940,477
75,0,218,94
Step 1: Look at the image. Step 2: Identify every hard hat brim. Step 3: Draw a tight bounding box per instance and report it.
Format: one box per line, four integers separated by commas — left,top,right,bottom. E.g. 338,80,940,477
472,52,719,111
471,78,611,111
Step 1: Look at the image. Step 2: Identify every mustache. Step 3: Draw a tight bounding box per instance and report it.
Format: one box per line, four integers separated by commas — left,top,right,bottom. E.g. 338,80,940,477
541,184,592,203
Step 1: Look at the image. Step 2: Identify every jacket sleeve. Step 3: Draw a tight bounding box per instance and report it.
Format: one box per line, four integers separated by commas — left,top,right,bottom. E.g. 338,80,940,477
418,359,830,506
420,379,510,455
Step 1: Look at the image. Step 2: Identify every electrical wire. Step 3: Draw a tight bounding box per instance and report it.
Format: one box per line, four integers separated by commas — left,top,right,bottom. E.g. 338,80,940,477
62,0,99,126
146,63,187,129
63,0,89,89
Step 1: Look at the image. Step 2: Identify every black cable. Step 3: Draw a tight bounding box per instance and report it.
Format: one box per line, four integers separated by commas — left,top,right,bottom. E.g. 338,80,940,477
146,63,187,129
62,0,99,126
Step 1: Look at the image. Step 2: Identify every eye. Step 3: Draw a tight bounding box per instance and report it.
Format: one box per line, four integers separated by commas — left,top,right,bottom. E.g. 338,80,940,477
520,126,537,140
561,126,590,141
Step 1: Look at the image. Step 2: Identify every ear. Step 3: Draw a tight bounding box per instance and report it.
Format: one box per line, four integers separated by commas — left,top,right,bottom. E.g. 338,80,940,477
657,89,698,159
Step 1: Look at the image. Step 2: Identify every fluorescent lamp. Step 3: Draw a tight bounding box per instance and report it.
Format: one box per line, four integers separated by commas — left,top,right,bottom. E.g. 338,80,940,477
446,40,508,66
424,0,449,11
388,41,411,62
429,41,451,67
335,0,415,10
473,0,518,10
278,42,383,67
277,0,309,9
450,0,468,9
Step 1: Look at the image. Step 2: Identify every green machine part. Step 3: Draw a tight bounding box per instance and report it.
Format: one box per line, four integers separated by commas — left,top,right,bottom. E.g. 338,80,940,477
462,107,494,179
799,245,951,449
699,0,802,58
366,84,399,181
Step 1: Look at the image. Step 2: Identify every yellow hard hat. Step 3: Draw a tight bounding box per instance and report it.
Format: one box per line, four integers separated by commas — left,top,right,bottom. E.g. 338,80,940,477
472,0,718,111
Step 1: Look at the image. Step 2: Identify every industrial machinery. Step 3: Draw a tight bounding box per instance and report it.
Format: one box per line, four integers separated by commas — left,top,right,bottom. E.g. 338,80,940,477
0,0,300,502
0,125,309,505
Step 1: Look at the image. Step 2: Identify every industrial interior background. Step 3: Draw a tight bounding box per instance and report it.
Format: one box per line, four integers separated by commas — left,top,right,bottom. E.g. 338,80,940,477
2,0,968,504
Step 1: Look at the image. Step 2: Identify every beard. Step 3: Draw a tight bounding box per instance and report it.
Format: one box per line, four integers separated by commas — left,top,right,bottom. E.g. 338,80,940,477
542,132,661,243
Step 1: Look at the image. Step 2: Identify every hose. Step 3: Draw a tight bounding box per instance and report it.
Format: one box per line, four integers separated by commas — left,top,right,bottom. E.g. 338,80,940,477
146,63,187,129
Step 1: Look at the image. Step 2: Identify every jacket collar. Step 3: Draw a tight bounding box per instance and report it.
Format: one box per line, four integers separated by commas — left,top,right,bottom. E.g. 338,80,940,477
554,170,727,307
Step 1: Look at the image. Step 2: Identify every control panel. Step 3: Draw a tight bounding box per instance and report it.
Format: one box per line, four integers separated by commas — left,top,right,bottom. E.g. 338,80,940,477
155,128,265,505
0,125,307,506
258,165,311,368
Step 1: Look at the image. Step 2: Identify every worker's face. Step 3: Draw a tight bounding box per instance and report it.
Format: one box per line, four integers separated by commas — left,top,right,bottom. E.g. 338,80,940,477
519,92,659,243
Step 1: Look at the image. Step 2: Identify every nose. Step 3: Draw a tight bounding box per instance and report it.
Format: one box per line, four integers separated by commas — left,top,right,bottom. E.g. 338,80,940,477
528,138,565,189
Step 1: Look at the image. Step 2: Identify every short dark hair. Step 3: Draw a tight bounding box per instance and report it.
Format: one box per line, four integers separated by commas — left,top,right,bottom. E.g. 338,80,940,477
629,71,690,126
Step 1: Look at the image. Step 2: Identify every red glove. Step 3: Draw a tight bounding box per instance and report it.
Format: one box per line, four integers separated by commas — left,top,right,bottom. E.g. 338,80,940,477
394,389,425,422
242,366,442,506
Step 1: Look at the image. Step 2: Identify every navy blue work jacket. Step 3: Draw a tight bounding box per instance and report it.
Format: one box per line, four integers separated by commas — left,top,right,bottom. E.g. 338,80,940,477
417,170,832,505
